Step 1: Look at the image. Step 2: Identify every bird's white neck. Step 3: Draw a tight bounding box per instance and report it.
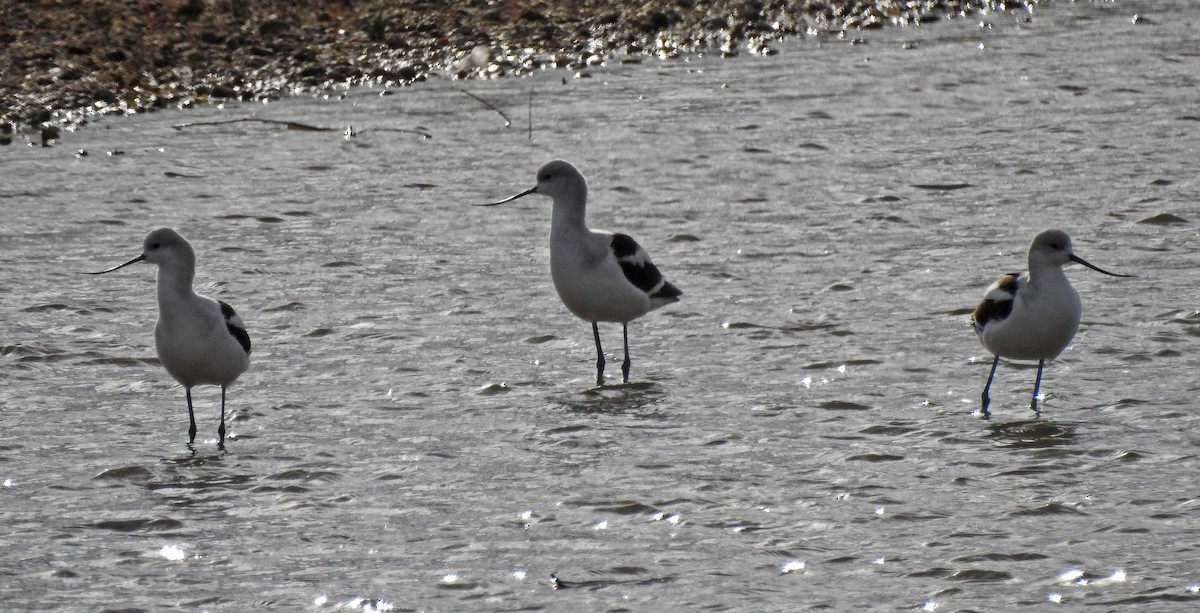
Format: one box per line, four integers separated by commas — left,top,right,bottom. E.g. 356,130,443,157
1024,265,1077,313
550,191,589,239
1028,260,1069,287
156,265,197,310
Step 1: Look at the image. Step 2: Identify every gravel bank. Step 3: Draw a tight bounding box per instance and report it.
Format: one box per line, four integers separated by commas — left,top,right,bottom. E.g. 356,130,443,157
1,0,1035,141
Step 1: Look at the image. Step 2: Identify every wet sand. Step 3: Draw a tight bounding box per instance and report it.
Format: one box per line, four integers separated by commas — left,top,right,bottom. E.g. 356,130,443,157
2,0,1034,139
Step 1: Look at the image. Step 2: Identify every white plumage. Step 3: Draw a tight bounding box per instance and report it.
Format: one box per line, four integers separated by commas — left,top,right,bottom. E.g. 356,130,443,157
969,229,1128,417
479,160,681,385
87,228,250,448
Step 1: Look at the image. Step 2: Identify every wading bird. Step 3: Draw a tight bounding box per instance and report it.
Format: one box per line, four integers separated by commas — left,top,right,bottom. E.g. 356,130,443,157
478,160,681,386
87,228,250,448
970,229,1129,417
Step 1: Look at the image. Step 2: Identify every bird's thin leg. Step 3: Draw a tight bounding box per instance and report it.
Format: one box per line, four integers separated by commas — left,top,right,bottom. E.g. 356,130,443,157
592,322,605,387
186,388,197,444
621,323,631,384
218,386,227,450
1030,359,1045,415
980,355,999,418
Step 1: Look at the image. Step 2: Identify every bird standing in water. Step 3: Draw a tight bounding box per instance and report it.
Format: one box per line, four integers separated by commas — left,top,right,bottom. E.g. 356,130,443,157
87,228,251,448
479,160,681,386
970,229,1130,417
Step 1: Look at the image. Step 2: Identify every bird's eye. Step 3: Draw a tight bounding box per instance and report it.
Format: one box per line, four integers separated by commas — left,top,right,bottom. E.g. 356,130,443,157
150,242,161,250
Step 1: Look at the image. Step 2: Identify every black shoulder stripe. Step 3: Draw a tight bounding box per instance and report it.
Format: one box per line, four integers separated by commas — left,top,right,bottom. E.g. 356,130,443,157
998,273,1021,294
970,273,1020,332
971,297,1013,332
619,260,665,293
219,300,252,355
610,233,641,259
653,280,682,300
228,324,252,355
610,233,679,297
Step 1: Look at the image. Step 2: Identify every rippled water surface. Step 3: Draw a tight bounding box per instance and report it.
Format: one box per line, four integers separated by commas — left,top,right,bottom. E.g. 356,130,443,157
3,1,1200,611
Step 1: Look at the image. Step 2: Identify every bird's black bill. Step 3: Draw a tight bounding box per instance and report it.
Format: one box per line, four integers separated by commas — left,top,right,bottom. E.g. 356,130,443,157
1070,254,1132,277
474,187,536,207
83,254,145,275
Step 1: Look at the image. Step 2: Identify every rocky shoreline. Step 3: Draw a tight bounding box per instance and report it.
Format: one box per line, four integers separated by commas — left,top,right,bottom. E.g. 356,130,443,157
1,0,1036,143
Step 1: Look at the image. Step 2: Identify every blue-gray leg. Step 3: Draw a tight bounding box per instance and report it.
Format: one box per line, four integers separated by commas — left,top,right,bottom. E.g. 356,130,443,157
186,388,197,444
981,355,999,418
1030,359,1045,414
621,323,631,384
218,386,227,450
592,322,605,387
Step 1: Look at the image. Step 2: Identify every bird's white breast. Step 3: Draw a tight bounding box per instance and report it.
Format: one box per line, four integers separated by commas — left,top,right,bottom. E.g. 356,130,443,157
550,229,651,323
155,293,249,388
981,275,1081,362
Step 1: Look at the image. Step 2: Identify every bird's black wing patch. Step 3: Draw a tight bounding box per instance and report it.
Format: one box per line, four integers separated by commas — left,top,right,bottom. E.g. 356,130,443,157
653,280,682,300
219,300,252,355
970,273,1020,333
610,233,642,259
611,233,667,294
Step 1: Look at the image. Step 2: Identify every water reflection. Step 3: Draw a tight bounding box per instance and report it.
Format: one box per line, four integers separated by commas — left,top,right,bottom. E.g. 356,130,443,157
987,419,1077,450
551,381,668,416
162,449,229,468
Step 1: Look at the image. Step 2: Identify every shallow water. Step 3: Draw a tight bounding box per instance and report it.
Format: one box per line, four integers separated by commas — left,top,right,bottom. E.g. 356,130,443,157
3,1,1200,611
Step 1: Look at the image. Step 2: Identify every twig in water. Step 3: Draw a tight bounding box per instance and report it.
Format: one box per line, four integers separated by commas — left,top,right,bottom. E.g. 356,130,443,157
458,88,511,128
171,117,431,139
368,127,433,139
